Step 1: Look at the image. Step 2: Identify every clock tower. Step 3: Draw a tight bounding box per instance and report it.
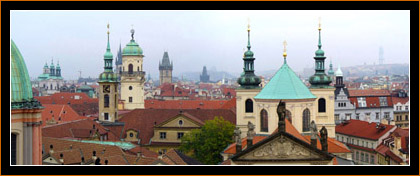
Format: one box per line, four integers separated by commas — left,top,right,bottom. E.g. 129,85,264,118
98,23,119,122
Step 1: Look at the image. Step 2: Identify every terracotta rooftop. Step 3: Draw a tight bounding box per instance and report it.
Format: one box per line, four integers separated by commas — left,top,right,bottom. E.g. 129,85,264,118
119,109,236,145
35,92,98,105
348,89,391,97
348,96,393,108
41,104,88,127
335,119,395,140
145,99,235,110
391,96,409,105
160,149,203,165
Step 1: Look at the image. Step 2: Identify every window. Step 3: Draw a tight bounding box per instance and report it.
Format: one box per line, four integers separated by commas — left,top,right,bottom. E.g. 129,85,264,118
365,154,369,163
379,97,388,106
357,97,367,107
129,133,134,138
335,114,339,122
160,132,166,139
371,155,375,164
137,66,140,71
104,94,109,108
104,113,109,120
129,86,133,90
177,132,184,139
405,115,408,121
361,153,365,162
362,141,365,147
345,113,351,120
347,138,350,144
357,140,359,145
245,99,253,113
11,133,17,165
356,151,359,160
286,110,292,123
341,136,344,142
318,98,326,112
365,113,370,121
128,64,133,74
260,109,268,132
356,113,360,120
376,112,380,119
178,120,183,126
302,109,310,132
352,139,354,144
405,106,409,111
384,112,390,119
129,97,133,103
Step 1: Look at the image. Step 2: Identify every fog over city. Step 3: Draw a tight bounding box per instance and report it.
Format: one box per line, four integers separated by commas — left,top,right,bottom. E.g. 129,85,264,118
11,10,410,80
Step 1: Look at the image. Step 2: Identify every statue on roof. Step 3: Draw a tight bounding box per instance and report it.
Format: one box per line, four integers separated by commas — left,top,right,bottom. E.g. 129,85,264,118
277,101,286,132
320,126,328,151
247,121,255,140
310,120,318,140
234,127,241,143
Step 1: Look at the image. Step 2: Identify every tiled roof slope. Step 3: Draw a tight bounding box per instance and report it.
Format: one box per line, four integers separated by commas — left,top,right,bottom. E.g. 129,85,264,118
335,119,395,140
145,99,235,110
35,92,98,105
41,104,88,127
119,109,236,145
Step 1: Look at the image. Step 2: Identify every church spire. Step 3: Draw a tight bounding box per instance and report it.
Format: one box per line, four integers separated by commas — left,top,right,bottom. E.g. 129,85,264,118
103,23,113,72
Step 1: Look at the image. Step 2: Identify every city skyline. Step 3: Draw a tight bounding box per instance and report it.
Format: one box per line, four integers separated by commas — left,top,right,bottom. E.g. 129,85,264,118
11,10,410,80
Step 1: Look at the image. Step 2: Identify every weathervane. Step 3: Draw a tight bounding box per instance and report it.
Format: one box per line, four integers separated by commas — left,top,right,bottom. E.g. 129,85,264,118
130,24,135,40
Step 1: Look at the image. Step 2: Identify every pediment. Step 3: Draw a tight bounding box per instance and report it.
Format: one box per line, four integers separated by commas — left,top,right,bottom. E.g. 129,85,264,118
158,115,202,128
237,135,325,161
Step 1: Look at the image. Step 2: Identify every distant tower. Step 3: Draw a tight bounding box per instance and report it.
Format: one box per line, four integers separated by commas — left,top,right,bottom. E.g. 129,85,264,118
56,61,61,77
159,51,173,85
379,46,384,65
98,23,119,122
335,65,344,88
328,59,334,77
120,26,146,109
49,59,55,77
200,66,210,83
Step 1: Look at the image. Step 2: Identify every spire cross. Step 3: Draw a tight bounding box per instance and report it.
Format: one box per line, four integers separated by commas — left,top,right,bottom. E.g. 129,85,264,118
318,17,321,31
283,40,287,60
130,24,135,40
247,18,250,31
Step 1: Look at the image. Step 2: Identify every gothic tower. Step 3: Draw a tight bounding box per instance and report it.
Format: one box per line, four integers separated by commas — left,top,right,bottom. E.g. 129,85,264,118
308,19,336,137
200,66,210,83
98,24,119,122
235,20,262,137
159,51,173,85
120,27,146,109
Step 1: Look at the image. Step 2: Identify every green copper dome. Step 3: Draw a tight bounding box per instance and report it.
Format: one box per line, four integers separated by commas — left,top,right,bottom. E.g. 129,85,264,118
122,40,143,56
254,60,316,100
315,49,324,56
244,50,254,58
99,72,118,82
11,40,42,109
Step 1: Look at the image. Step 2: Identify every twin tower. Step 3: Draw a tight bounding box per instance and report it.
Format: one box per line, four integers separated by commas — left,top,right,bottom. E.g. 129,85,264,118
98,24,145,122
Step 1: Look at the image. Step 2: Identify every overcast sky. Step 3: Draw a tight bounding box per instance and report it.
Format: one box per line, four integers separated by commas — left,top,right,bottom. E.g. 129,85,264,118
11,10,410,80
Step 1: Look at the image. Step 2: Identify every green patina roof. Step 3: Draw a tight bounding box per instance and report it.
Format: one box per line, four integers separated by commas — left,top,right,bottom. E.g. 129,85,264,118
11,40,34,102
122,40,143,56
254,59,316,100
66,139,136,150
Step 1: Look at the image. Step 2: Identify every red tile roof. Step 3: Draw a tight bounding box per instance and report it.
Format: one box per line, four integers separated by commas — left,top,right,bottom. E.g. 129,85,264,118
145,99,235,110
41,104,88,127
348,96,393,108
391,97,409,105
35,92,98,105
348,89,391,97
336,119,395,140
119,109,236,145
375,144,404,163
42,119,120,141
69,102,99,116
160,149,202,165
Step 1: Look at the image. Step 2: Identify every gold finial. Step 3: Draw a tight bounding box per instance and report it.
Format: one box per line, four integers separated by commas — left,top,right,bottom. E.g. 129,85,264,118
107,23,110,34
318,17,321,31
283,40,287,57
243,48,245,57
247,18,250,31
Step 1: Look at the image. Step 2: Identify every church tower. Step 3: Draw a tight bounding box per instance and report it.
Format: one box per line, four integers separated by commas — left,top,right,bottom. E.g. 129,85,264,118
159,51,173,85
308,18,336,137
98,24,119,122
235,20,262,137
120,27,146,109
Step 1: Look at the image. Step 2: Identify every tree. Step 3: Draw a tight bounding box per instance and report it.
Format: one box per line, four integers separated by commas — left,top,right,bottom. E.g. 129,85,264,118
179,116,235,165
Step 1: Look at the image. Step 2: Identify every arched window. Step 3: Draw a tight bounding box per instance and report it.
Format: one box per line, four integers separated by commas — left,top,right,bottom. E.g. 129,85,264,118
260,109,268,132
245,99,253,113
128,64,133,74
104,94,109,108
286,110,292,123
137,66,140,71
302,108,310,132
318,98,326,113
11,133,17,165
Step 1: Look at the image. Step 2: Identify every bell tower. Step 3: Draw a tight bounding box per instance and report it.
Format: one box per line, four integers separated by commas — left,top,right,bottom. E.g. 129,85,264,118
120,26,146,109
98,23,119,122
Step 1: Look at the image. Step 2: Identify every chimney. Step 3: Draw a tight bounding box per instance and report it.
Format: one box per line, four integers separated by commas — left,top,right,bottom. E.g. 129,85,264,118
49,144,54,154
246,121,255,148
59,153,64,164
310,121,318,148
277,101,286,132
104,159,108,165
81,157,85,165
92,150,97,160
320,126,328,152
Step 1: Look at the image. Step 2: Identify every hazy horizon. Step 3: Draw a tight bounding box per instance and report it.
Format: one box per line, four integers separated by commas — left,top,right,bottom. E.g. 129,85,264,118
11,10,410,80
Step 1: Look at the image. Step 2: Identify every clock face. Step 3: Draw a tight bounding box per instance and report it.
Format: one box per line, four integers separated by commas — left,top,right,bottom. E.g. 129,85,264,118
103,85,110,93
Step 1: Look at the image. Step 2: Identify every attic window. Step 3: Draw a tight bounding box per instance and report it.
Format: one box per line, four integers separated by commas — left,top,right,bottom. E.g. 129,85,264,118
178,120,183,126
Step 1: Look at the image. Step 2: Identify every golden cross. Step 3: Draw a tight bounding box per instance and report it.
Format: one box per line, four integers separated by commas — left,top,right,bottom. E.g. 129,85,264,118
283,40,287,53
318,17,321,30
